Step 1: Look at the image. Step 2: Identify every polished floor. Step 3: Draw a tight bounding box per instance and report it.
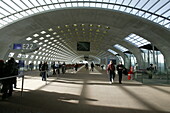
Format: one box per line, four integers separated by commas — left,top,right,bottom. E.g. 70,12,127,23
0,66,170,113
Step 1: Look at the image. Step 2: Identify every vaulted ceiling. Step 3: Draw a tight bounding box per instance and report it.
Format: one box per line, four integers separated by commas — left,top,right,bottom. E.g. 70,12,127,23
0,0,169,65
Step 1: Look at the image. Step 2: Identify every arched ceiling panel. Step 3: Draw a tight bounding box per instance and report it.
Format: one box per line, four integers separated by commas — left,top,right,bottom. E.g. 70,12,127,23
0,7,169,65
0,0,169,29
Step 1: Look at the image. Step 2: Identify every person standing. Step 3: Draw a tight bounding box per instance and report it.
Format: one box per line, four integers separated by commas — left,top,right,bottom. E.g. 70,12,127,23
107,60,115,84
116,62,124,84
41,62,48,81
85,63,88,70
62,62,66,74
147,64,154,79
51,62,56,75
74,63,78,71
39,61,43,71
90,62,95,72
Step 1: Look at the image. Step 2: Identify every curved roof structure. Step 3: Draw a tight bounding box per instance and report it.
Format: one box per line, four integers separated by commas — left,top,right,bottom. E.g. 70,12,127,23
0,0,170,67
0,0,169,29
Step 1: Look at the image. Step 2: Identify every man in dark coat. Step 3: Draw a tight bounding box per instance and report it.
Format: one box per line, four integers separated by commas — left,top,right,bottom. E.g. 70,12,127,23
116,62,125,84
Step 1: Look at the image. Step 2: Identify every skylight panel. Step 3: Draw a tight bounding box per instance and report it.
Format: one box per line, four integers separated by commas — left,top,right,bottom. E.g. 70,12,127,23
41,31,46,34
60,4,66,8
33,40,38,43
52,32,56,35
34,51,38,54
39,42,43,45
14,0,28,10
39,37,44,40
37,7,44,11
0,1,16,14
2,0,21,12
23,0,34,8
3,18,12,23
30,55,34,59
43,6,50,10
50,37,54,40
108,49,118,55
49,5,55,9
26,10,33,15
43,44,47,47
33,34,39,37
114,44,128,52
0,8,10,16
78,3,84,7
17,53,22,58
13,13,23,19
55,4,60,8
56,35,60,38
129,0,139,7
42,48,46,51
29,0,39,6
38,52,42,55
37,0,46,5
124,33,151,47
48,42,52,44
44,0,53,4
46,34,51,37
8,52,15,57
25,54,29,58
44,40,48,42
20,11,28,16
66,3,72,7
58,0,64,2
26,37,32,41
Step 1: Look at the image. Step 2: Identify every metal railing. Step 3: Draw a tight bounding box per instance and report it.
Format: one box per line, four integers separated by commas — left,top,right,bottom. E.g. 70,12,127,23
0,74,25,96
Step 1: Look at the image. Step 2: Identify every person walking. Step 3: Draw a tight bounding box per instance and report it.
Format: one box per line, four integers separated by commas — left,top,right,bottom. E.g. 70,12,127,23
74,63,78,71
85,63,88,70
107,60,115,84
90,62,95,72
116,62,125,84
41,62,48,81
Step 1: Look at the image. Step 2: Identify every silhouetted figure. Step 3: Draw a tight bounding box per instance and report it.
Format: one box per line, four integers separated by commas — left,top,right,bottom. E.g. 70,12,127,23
2,58,17,100
147,64,154,79
85,63,88,70
52,62,56,75
116,62,124,84
29,62,34,71
56,61,61,75
107,61,115,84
39,61,43,71
91,62,95,71
62,62,66,74
74,63,78,71
41,62,48,81
101,65,104,70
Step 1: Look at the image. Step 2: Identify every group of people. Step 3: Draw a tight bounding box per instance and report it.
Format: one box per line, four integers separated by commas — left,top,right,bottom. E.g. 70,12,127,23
39,61,67,81
107,61,125,84
0,58,18,100
85,62,95,71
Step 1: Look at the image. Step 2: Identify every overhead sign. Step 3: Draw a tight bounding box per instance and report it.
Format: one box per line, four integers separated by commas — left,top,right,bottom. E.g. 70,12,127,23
10,43,39,53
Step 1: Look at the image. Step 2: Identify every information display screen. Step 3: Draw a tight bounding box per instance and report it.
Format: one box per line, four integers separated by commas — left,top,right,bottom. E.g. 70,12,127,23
12,43,39,53
77,42,90,51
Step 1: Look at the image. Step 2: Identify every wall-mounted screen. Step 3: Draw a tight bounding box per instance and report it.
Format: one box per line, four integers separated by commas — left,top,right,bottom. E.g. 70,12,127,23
77,42,90,51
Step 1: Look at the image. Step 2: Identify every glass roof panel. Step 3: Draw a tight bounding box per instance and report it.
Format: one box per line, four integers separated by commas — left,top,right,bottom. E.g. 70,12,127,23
114,44,128,52
108,49,118,55
124,33,151,47
0,0,169,29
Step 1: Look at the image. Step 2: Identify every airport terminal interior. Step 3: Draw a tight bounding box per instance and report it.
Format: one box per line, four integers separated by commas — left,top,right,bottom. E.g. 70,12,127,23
0,0,170,113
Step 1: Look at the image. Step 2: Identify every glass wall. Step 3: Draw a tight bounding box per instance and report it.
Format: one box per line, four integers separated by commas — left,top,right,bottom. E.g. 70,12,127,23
141,48,166,74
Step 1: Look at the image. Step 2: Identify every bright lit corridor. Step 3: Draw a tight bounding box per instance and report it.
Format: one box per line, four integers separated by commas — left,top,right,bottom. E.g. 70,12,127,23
0,67,170,113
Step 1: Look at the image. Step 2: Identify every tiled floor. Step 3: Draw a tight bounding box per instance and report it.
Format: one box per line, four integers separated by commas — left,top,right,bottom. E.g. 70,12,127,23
0,67,170,113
